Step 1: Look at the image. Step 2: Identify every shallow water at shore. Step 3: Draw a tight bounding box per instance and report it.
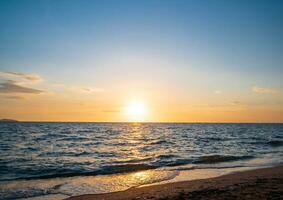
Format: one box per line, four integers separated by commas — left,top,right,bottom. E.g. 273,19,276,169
1,159,279,200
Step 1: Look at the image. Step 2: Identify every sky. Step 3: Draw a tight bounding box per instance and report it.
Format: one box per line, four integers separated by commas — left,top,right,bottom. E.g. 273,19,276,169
0,0,283,122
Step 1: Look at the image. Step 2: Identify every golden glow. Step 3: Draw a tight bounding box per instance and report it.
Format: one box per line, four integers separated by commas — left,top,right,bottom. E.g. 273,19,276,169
133,171,147,178
125,100,147,122
1,82,283,122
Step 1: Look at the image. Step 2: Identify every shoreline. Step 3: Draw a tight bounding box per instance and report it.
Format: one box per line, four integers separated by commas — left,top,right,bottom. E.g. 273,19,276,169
67,165,283,200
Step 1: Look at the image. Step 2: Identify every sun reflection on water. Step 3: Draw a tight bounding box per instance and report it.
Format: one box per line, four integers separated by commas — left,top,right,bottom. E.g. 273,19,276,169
131,171,149,182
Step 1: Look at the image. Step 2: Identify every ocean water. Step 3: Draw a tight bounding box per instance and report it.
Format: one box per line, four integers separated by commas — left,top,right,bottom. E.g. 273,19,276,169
0,123,283,199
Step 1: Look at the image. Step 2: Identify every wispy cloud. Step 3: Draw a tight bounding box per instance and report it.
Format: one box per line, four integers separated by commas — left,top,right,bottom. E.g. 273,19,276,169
0,71,44,95
103,109,121,113
252,86,278,94
80,87,105,93
214,90,222,95
2,95,26,100
0,71,43,84
230,101,240,105
0,80,44,94
193,100,248,110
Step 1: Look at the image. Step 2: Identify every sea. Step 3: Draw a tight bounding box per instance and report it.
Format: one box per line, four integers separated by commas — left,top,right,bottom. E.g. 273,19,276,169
0,122,283,199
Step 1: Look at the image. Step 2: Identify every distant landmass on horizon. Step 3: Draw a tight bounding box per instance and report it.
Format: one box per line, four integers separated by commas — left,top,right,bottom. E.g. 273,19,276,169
0,119,19,122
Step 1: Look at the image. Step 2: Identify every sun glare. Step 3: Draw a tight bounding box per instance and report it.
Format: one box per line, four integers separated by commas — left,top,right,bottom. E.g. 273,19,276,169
125,100,147,122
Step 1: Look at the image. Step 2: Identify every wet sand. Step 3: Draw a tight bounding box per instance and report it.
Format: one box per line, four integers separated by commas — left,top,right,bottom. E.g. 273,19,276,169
67,165,283,200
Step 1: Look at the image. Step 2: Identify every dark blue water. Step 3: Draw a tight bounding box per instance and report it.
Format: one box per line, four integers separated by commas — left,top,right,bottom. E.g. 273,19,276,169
1,123,283,182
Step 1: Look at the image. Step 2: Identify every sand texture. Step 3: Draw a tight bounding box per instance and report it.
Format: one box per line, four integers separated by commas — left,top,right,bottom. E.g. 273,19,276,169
67,165,283,200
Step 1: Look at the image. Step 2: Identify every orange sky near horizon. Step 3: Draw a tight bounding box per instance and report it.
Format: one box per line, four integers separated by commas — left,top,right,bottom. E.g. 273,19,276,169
0,74,282,123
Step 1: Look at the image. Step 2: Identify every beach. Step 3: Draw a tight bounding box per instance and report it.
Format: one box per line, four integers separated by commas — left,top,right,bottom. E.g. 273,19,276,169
67,165,283,200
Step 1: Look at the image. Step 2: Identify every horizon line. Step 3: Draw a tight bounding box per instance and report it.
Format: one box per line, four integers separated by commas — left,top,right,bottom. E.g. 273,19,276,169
1,120,283,124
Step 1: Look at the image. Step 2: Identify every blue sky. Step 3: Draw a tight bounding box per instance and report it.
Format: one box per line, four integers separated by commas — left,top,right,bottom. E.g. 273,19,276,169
0,0,282,121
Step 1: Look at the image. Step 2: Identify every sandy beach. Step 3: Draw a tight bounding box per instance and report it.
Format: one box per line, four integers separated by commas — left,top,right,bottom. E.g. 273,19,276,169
67,165,283,200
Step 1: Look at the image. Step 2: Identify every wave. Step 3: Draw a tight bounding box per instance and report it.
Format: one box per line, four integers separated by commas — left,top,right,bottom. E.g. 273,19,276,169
1,164,157,181
149,139,167,145
155,155,193,167
157,154,177,159
38,151,92,157
101,164,156,174
267,140,283,147
112,157,152,164
2,155,256,181
193,155,253,164
243,140,283,147
165,160,192,167
171,164,246,171
0,187,52,200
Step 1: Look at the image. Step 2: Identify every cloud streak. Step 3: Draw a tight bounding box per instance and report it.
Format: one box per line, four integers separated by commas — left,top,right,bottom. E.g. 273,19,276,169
2,95,26,100
0,71,43,83
214,90,222,95
0,80,43,94
81,87,105,93
0,71,44,95
252,86,278,94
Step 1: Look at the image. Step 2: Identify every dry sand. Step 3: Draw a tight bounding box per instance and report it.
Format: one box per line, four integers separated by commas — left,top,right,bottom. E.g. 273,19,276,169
67,165,283,200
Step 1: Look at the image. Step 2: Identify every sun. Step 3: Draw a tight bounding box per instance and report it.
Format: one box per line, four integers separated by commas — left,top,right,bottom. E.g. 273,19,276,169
125,100,147,122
